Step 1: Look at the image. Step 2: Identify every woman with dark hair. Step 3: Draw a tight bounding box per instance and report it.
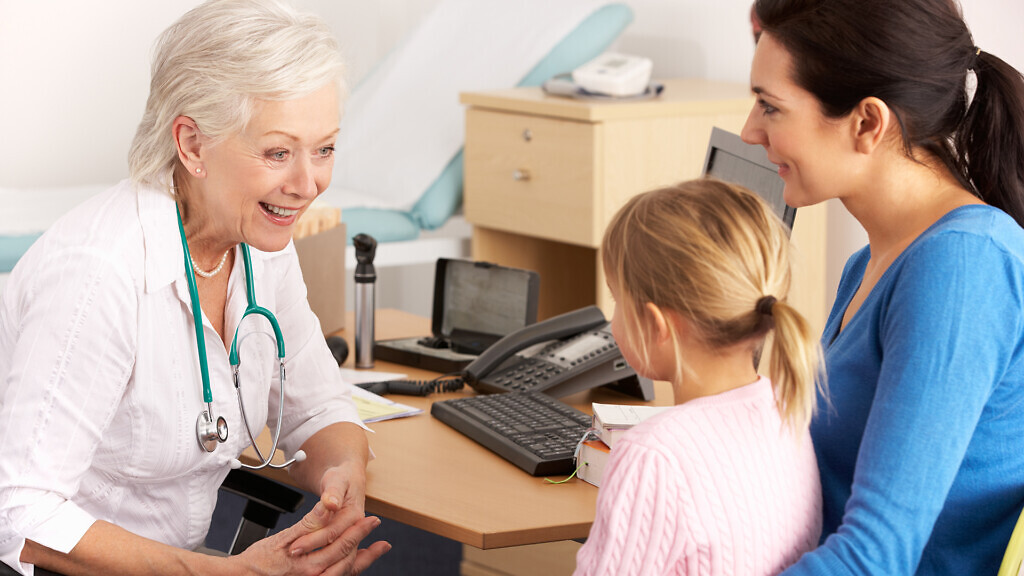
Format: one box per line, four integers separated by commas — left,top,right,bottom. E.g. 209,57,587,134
741,0,1024,574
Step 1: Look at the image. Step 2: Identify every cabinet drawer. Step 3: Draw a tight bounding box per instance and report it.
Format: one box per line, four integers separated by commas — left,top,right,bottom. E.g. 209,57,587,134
464,109,599,247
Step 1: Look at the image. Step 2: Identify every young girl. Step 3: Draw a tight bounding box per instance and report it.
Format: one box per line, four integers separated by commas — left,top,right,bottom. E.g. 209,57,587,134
574,178,824,576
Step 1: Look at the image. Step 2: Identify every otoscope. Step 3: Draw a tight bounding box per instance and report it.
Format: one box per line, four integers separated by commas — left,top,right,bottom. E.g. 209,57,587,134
353,233,377,369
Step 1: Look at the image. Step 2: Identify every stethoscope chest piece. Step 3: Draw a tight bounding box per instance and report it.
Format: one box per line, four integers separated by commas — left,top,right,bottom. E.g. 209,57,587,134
197,410,229,453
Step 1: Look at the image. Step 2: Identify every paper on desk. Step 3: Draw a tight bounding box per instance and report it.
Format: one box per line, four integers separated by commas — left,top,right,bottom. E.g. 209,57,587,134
350,385,423,423
340,368,408,384
592,403,670,429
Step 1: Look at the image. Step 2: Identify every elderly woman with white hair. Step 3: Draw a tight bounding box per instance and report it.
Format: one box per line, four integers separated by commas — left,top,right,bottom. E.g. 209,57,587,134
0,1,390,574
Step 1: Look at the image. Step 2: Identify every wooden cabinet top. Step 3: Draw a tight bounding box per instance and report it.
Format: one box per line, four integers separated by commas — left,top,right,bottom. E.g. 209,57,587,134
460,78,753,122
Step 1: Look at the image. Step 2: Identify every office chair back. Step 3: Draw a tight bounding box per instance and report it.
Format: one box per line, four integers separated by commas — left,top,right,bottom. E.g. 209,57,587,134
999,504,1024,576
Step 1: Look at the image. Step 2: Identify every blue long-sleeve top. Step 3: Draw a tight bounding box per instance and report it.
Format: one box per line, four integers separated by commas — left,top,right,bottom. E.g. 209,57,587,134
781,205,1024,575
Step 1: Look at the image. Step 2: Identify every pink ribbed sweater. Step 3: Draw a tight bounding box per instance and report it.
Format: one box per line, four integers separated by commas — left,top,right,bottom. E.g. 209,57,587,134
574,377,821,576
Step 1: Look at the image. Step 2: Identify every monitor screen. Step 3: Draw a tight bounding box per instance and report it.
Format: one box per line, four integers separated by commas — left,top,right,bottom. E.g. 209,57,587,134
701,127,795,229
434,259,540,341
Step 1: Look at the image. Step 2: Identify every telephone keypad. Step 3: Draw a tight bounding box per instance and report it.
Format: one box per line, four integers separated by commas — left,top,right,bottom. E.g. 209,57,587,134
487,357,572,392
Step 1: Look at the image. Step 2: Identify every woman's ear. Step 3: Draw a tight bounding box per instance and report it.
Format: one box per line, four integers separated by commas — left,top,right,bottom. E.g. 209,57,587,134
172,116,205,174
850,96,893,155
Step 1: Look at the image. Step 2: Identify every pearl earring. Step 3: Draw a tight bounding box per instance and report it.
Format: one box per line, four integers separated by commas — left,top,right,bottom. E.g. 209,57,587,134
195,167,202,174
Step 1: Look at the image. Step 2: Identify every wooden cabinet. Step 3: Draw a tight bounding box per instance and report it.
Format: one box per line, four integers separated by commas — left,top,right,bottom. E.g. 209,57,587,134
462,78,828,337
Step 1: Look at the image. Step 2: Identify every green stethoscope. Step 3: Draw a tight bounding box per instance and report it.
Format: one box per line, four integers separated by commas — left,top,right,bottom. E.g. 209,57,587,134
176,205,305,470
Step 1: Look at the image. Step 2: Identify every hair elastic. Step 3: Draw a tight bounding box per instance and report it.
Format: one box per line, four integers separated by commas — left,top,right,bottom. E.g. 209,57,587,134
756,295,777,316
970,46,982,70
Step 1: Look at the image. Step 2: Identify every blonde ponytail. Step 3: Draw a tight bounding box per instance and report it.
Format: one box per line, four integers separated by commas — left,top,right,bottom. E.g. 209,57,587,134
762,299,824,431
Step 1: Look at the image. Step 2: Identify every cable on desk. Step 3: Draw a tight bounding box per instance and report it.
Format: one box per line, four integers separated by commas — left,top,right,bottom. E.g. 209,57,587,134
544,428,599,484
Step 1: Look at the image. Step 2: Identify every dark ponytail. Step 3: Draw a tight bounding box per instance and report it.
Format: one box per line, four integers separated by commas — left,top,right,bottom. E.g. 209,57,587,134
958,51,1024,227
756,0,1024,227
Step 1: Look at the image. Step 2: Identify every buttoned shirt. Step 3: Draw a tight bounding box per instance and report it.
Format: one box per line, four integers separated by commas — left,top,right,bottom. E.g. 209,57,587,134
0,180,364,575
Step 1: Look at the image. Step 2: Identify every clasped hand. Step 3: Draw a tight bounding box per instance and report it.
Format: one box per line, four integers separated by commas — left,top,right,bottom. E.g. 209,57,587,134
235,463,390,575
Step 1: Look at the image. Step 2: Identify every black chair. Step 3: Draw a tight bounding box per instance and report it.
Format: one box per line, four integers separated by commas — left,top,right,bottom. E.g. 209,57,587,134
218,469,306,555
0,470,303,575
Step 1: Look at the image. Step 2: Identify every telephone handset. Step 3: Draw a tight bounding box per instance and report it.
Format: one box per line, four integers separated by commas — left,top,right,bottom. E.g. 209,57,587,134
463,306,654,401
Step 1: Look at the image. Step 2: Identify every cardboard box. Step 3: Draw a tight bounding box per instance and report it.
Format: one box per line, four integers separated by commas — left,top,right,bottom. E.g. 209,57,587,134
294,208,346,335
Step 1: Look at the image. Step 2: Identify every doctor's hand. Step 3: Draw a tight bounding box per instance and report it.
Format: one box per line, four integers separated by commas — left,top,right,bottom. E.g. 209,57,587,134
289,460,376,558
233,498,390,575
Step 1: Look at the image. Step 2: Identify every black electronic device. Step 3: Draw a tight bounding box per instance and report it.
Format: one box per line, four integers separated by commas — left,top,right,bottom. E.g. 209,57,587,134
374,258,540,374
326,335,349,366
462,305,654,401
702,127,797,230
353,234,378,368
356,377,464,397
430,391,592,476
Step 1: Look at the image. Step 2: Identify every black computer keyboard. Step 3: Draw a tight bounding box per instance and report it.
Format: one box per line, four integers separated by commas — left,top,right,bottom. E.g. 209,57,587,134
431,391,592,476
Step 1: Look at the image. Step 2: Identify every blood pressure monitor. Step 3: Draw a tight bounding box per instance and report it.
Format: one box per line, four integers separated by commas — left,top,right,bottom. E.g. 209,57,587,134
571,53,653,97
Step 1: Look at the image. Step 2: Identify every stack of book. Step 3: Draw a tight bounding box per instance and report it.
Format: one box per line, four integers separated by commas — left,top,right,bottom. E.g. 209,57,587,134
576,403,670,487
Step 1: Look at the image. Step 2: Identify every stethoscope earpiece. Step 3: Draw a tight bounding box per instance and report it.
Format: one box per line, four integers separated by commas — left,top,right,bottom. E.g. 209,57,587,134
228,449,305,470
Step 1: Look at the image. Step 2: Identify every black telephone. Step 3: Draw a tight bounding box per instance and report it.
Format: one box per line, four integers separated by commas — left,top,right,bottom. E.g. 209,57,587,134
463,305,654,401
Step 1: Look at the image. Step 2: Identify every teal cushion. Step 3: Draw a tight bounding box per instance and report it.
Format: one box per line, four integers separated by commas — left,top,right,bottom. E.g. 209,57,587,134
341,208,421,244
409,152,463,231
405,3,634,232
0,233,42,273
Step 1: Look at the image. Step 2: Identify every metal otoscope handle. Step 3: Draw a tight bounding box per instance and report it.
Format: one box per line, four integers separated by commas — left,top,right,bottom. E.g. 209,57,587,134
353,233,378,369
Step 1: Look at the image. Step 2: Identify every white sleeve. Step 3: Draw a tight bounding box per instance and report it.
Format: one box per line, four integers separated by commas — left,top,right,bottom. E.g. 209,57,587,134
0,248,138,575
265,247,367,458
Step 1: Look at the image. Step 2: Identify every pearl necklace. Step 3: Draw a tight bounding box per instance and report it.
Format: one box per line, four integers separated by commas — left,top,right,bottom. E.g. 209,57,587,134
190,249,231,278
170,180,230,279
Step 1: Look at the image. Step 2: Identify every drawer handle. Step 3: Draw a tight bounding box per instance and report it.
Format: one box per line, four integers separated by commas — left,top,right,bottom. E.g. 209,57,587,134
522,129,532,142
512,169,531,182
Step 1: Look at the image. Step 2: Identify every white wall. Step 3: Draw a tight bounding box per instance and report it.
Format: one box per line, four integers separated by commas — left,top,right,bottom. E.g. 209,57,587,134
0,0,756,189
0,1,199,188
11,0,1019,188
0,0,433,189
2,0,1022,313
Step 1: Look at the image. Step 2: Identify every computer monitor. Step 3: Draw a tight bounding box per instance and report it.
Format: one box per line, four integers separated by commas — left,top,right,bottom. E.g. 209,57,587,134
701,127,796,229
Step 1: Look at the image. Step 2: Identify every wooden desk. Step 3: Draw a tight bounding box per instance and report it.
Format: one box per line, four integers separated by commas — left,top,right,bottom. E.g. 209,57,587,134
243,309,671,550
